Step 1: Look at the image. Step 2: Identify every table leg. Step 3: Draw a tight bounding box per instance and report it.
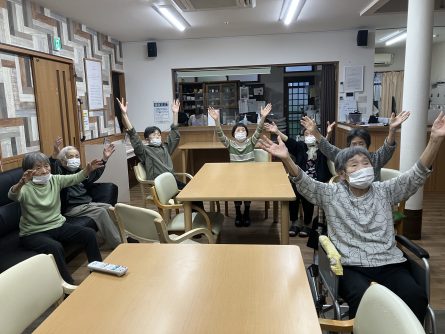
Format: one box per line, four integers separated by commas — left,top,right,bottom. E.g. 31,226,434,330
273,201,279,223
181,150,187,183
280,201,289,245
209,201,215,212
183,202,192,231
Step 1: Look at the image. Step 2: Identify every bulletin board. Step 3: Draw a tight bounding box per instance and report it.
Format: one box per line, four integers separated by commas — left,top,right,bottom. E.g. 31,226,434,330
84,58,104,110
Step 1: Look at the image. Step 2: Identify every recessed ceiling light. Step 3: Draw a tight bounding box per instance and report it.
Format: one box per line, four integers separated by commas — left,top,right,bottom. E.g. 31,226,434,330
152,4,190,32
279,0,306,26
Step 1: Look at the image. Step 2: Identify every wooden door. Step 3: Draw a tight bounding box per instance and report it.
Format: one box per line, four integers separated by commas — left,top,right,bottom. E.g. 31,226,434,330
32,57,78,155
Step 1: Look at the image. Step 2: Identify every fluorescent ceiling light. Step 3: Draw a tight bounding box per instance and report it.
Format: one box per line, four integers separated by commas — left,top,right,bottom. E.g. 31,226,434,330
153,5,189,32
379,30,403,42
385,32,407,46
177,67,271,78
279,0,306,26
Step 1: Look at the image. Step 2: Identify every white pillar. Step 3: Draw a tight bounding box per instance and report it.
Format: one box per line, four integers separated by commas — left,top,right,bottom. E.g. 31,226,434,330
400,0,434,213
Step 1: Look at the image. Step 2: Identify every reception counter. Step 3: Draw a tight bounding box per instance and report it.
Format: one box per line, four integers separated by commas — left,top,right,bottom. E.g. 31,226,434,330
335,122,445,192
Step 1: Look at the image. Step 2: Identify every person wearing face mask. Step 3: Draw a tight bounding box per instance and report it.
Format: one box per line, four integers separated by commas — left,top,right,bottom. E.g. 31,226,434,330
8,152,104,284
264,123,331,237
208,103,272,227
116,98,187,188
49,138,121,250
301,111,410,181
258,111,445,323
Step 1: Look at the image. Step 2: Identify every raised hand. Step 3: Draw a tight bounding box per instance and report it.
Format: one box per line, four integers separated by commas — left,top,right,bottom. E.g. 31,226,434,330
53,136,63,157
326,121,336,135
300,116,317,133
208,107,220,121
21,169,35,184
260,103,272,118
389,111,410,130
257,135,289,160
431,112,445,139
86,159,104,174
103,143,115,161
264,121,278,134
172,99,180,114
116,97,128,115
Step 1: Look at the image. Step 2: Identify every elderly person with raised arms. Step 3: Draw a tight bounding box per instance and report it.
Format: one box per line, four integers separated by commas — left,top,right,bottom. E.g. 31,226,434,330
258,111,445,322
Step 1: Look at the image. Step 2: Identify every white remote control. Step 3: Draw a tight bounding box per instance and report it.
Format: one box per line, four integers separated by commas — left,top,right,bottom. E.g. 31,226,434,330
87,261,128,276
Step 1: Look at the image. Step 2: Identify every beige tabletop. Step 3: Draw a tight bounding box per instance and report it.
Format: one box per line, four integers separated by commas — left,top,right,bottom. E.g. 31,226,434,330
176,162,296,244
35,244,321,334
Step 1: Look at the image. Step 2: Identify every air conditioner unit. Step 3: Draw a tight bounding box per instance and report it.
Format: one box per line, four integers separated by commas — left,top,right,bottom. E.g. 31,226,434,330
374,53,394,66
172,0,256,12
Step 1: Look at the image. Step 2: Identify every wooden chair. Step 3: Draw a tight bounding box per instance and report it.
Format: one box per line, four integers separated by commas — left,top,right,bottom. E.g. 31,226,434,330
110,203,214,244
151,172,223,239
133,162,155,208
0,254,77,334
319,283,427,334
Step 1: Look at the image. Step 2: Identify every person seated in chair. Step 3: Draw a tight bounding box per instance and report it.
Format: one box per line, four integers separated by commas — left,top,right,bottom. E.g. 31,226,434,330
301,111,410,180
116,98,187,188
8,152,103,284
50,137,121,249
258,111,445,322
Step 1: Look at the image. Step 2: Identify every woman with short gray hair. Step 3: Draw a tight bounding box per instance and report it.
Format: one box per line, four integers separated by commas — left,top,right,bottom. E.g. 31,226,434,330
258,111,445,322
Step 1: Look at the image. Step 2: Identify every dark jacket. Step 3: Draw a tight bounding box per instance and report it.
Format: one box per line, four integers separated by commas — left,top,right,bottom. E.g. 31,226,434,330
49,157,106,212
285,137,332,183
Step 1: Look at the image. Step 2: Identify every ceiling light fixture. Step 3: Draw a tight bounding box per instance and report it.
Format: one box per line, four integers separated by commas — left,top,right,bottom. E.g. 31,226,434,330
279,0,306,26
379,30,402,42
385,32,407,46
152,4,189,32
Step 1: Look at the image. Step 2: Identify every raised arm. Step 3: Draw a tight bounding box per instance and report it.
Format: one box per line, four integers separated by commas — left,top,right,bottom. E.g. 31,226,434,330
171,99,179,127
387,111,410,145
208,107,230,148
9,169,34,196
326,121,336,142
301,116,340,161
420,112,445,168
116,97,134,131
264,121,288,142
251,103,272,145
258,135,300,177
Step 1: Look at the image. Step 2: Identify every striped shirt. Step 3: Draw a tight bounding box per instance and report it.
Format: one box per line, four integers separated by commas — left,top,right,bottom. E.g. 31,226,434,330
216,120,264,162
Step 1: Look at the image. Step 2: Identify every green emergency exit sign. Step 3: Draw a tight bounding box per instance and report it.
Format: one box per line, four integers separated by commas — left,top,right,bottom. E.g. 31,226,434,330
53,36,62,51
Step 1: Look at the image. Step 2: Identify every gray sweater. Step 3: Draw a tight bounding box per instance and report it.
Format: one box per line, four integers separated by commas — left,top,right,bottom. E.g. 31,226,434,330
291,161,431,267
127,125,180,181
318,137,396,181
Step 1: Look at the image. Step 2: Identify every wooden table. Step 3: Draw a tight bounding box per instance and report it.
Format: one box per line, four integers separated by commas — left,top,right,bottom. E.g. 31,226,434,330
35,244,321,334
176,162,296,244
178,141,226,175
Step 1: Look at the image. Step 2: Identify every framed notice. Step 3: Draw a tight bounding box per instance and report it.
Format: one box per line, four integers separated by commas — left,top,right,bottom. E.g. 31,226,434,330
153,101,170,123
84,58,104,110
344,65,364,92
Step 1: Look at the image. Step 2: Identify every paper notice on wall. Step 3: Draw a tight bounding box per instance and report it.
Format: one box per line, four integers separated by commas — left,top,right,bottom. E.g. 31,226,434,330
339,98,357,122
344,66,364,92
83,110,90,130
153,101,170,123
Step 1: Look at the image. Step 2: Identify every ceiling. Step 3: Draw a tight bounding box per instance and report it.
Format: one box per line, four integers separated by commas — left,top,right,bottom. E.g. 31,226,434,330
32,0,445,42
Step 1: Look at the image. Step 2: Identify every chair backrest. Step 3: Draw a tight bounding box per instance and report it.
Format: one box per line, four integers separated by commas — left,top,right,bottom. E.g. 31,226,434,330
380,167,402,181
354,283,426,334
134,162,148,183
113,203,164,243
0,254,65,334
154,172,179,205
254,148,271,162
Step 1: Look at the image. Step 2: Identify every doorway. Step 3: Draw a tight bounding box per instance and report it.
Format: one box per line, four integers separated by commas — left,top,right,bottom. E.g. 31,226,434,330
32,57,78,155
112,71,126,132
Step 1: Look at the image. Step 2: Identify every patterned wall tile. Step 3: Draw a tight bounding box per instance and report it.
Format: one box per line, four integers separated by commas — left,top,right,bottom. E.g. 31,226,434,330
0,0,125,152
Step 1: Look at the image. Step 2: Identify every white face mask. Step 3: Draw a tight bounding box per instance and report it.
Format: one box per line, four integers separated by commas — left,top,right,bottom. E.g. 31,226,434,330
66,158,81,172
150,138,162,146
347,167,374,189
33,173,52,185
234,132,247,141
304,135,317,146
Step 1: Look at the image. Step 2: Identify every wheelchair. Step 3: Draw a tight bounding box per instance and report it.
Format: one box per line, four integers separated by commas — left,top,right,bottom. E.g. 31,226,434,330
306,233,437,334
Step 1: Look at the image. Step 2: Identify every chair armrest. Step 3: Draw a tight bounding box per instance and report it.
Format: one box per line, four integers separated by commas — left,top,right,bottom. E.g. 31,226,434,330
192,205,212,230
172,227,215,244
395,235,430,259
319,318,354,332
139,179,155,186
174,172,193,180
62,281,77,295
87,183,118,206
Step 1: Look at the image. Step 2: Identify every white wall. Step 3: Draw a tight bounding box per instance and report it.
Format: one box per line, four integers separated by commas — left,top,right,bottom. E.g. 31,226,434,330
123,30,375,131
431,41,445,84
